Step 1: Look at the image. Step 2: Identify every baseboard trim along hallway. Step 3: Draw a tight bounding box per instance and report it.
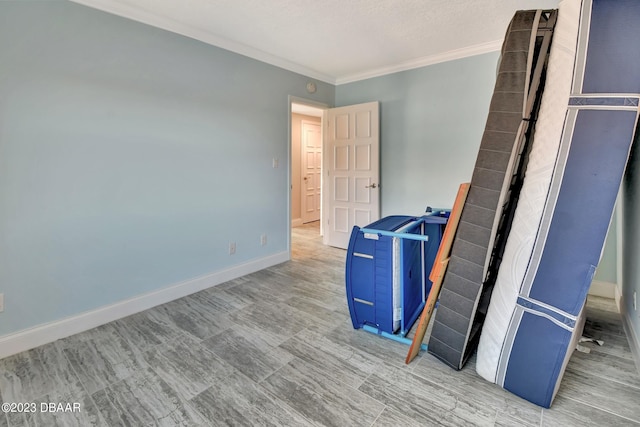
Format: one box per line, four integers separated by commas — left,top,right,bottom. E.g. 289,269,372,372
0,251,289,359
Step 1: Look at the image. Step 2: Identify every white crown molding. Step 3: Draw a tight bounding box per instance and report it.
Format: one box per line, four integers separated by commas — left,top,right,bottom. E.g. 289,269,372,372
71,0,504,87
335,40,503,85
70,0,336,84
0,251,289,359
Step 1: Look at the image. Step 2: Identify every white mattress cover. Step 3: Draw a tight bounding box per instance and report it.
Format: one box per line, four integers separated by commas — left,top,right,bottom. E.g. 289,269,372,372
476,0,582,382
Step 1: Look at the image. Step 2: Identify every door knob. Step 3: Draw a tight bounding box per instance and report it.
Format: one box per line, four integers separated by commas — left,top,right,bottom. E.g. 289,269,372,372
366,183,377,189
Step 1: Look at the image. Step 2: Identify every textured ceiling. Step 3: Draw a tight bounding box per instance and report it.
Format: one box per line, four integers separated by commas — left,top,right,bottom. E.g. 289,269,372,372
72,0,559,84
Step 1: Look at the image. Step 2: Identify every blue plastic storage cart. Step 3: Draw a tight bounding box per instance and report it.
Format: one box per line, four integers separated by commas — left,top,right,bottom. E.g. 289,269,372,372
345,211,449,346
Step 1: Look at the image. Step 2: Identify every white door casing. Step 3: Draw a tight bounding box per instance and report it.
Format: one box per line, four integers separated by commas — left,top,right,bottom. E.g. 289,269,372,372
324,101,380,249
301,121,322,223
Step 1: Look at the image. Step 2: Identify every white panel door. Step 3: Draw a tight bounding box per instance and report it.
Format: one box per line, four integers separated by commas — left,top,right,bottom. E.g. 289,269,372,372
325,101,380,248
301,121,322,223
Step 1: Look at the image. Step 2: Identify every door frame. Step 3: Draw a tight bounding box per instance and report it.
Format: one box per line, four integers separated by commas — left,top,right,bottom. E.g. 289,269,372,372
300,119,322,224
287,96,329,256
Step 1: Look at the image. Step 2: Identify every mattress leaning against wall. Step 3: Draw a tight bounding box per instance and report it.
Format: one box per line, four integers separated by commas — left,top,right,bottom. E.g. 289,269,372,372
476,0,640,408
428,9,557,370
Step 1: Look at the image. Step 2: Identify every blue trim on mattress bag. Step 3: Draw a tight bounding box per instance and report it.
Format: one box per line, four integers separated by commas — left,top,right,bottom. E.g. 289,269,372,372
582,0,640,94
516,297,575,329
568,96,640,107
502,310,573,408
525,109,637,315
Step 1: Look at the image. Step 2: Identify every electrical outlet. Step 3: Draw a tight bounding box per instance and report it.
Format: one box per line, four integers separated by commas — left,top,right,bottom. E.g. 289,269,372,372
634,291,637,311
229,242,236,255
0,293,4,313
260,234,267,246
272,158,279,168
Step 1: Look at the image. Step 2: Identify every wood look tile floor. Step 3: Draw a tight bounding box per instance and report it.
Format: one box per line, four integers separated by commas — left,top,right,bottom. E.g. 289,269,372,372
1,221,640,426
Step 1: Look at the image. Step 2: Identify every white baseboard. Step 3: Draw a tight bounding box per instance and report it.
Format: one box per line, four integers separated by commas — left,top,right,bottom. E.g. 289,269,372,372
615,283,623,311
588,280,617,299
617,287,640,376
0,251,289,360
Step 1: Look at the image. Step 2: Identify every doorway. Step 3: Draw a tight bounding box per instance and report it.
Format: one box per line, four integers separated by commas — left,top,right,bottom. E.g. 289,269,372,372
289,99,381,254
291,102,325,236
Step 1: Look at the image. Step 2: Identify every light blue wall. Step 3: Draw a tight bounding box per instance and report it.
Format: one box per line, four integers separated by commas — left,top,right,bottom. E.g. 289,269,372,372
594,213,617,284
336,53,499,216
623,136,640,346
0,1,333,336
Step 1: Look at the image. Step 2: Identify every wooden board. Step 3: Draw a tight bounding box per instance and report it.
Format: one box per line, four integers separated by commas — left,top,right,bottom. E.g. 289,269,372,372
405,182,470,364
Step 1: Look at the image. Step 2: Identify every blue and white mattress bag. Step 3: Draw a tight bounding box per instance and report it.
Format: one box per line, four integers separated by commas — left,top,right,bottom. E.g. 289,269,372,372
476,0,640,408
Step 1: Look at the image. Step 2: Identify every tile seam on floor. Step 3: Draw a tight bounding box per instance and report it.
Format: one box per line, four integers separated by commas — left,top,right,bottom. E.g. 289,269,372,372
567,366,640,391
253,374,321,427
17,344,87,411
59,342,110,426
410,362,543,426
561,394,640,424
367,404,387,427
